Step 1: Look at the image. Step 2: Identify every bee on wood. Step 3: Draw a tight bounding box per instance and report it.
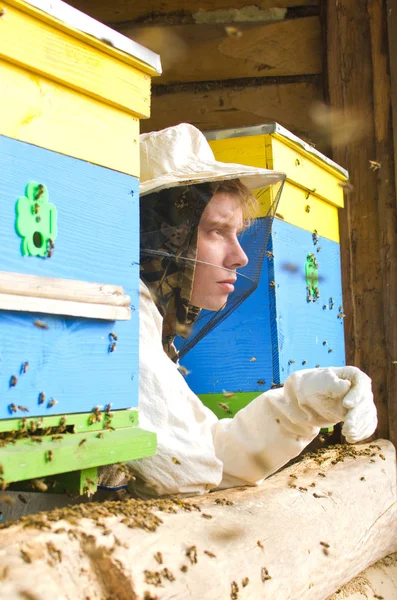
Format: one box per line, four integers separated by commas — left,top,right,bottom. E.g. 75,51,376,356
79,438,87,447
47,398,57,408
257,540,264,550
38,392,45,405
34,319,49,329
35,184,44,200
224,25,242,38
265,251,274,259
31,436,43,443
202,513,212,519
172,457,181,465
231,581,239,599
9,404,18,413
51,435,63,441
32,479,48,492
242,577,250,587
46,450,53,462
305,205,311,213
105,403,112,414
97,432,104,439
48,239,55,249
222,390,235,399
186,545,197,564
180,564,188,572
154,551,163,565
21,362,29,374
177,364,191,376
269,280,276,288
257,379,265,385
249,356,256,362
0,494,16,505
18,406,29,413
203,550,216,558
109,342,117,353
109,332,118,341
369,160,381,171
10,375,17,387
261,566,272,582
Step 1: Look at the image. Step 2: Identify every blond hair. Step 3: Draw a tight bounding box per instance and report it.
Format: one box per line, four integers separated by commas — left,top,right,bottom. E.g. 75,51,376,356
209,179,259,227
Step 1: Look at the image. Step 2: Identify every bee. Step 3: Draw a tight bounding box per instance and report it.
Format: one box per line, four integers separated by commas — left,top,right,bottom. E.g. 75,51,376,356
323,341,328,346
46,249,53,258
224,25,242,38
9,404,18,413
261,566,272,582
35,184,45,200
257,379,265,385
202,513,213,519
369,160,381,171
0,465,3,476
33,203,40,214
47,399,57,408
360,476,366,481
299,486,308,492
177,364,191,376
10,375,17,387
302,360,307,365
338,181,354,193
257,540,264,550
379,454,386,460
48,239,55,249
79,438,87,447
45,450,53,462
338,312,346,319
317,246,322,253
203,550,216,558
109,342,117,353
249,356,256,362
17,405,29,413
59,415,66,430
288,483,297,489
186,545,197,564
180,564,188,572
322,304,328,310
51,435,63,441
109,332,118,341
222,390,235,399
97,432,104,439
154,551,163,564
265,251,274,259
323,547,330,556
32,479,48,492
34,320,49,329
172,457,181,465
269,280,276,288
242,577,249,587
21,362,29,374
309,482,316,487
162,568,175,582
312,230,319,244
86,478,95,485
329,298,334,309
318,472,326,477
104,403,112,414
305,205,311,213
29,420,36,433
38,392,45,404
0,494,16,505
31,436,43,443
313,493,326,498
231,581,239,599
288,359,295,365
316,364,321,368
289,474,297,479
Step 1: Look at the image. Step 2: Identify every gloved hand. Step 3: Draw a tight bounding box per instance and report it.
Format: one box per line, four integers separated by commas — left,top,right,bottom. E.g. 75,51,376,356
286,366,377,443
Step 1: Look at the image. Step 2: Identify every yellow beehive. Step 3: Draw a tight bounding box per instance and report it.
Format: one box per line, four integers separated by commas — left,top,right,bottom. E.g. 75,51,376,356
207,124,348,243
0,0,161,176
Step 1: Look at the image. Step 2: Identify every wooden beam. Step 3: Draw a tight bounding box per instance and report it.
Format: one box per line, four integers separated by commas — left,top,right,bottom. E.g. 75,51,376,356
387,0,397,202
67,1,318,25
116,17,321,84
326,0,397,446
141,78,324,147
0,440,395,599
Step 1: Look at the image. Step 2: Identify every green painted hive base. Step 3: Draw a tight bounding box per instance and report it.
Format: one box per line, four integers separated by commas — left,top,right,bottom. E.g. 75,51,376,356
0,410,156,495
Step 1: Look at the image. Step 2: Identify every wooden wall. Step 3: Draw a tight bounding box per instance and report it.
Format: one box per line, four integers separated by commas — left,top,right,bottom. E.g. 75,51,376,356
67,0,324,145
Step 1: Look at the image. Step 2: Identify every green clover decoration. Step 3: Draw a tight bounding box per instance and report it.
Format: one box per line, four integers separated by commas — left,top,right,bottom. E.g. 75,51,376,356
15,182,57,257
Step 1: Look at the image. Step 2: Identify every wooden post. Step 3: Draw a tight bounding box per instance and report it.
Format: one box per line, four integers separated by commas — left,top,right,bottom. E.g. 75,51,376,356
325,0,397,446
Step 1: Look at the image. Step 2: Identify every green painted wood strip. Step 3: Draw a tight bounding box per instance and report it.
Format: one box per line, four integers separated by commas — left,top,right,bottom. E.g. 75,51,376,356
199,392,261,419
0,426,156,484
0,409,139,433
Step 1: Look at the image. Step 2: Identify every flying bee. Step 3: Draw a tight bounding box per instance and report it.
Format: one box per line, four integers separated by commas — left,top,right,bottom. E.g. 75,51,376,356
47,398,57,408
218,402,231,412
109,332,118,341
302,360,307,365
317,246,322,253
34,320,49,329
177,364,191,376
10,375,17,387
172,457,181,465
17,405,29,413
369,160,381,171
35,184,44,200
288,359,295,365
224,25,242,38
222,390,235,399
9,404,17,413
21,362,29,374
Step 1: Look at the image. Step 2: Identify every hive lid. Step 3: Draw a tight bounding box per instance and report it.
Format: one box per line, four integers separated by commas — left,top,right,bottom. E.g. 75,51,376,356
20,0,162,74
205,123,349,179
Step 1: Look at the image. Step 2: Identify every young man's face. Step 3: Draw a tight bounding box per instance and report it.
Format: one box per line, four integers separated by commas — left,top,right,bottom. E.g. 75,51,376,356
191,191,249,310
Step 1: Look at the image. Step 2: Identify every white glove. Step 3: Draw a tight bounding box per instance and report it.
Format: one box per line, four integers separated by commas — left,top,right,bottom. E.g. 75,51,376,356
288,366,377,443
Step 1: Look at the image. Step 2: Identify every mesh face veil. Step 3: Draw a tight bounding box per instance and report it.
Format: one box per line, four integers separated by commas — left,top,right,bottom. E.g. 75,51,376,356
140,178,285,362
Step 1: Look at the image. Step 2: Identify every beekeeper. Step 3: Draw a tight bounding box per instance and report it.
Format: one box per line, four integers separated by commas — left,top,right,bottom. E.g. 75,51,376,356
100,123,377,498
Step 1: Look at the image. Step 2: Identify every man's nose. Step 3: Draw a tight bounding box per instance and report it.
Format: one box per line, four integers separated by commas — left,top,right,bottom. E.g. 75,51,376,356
226,238,249,269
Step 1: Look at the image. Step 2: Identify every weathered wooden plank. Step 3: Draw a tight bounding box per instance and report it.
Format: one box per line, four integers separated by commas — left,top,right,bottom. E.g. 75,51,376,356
141,79,324,147
326,0,397,446
116,17,321,84
387,0,397,206
0,440,395,599
68,0,318,25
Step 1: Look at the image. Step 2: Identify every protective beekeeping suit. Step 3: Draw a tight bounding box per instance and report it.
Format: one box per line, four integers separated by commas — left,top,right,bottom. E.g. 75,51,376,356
99,123,377,498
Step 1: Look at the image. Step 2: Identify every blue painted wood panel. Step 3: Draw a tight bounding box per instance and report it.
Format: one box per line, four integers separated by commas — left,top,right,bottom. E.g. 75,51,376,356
178,218,345,395
0,135,139,419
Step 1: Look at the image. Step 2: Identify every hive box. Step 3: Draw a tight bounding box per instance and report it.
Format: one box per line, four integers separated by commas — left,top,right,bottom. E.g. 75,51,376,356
179,124,348,419
0,0,161,490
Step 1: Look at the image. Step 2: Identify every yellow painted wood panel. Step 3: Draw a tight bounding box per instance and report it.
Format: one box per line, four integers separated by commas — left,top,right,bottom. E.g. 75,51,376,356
118,17,321,84
209,135,267,169
269,136,346,207
68,0,317,23
0,59,140,176
0,2,151,118
256,182,340,242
